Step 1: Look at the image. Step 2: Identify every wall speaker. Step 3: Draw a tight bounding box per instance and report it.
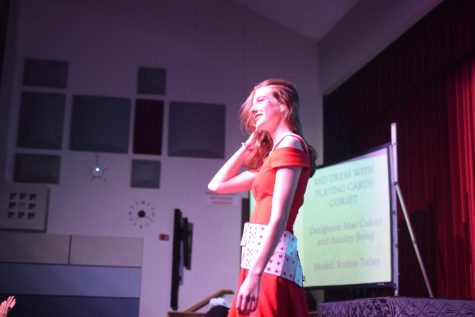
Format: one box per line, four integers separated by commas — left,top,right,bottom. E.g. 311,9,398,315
0,182,49,231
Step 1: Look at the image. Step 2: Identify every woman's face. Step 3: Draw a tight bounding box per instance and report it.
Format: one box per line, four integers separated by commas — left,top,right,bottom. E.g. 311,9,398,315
250,86,285,131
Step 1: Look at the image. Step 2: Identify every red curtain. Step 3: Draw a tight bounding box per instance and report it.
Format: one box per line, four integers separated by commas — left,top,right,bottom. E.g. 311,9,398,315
446,57,475,298
323,0,475,299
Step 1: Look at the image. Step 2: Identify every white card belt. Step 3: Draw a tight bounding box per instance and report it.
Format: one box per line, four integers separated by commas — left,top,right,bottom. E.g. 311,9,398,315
240,222,303,287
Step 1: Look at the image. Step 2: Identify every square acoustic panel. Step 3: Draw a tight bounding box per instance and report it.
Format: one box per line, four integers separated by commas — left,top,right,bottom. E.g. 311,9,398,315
0,182,49,231
17,92,65,149
131,160,160,189
14,153,60,184
133,99,164,155
137,67,166,95
168,102,225,158
23,58,69,88
70,95,131,153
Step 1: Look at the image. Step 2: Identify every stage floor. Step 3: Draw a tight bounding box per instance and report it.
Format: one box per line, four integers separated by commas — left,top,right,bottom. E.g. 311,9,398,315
318,296,475,316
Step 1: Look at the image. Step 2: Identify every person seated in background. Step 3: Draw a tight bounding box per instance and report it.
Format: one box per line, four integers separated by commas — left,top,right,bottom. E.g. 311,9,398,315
0,296,16,317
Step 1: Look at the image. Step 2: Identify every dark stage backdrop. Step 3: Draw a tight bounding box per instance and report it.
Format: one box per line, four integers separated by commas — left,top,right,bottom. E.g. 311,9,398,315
324,0,475,299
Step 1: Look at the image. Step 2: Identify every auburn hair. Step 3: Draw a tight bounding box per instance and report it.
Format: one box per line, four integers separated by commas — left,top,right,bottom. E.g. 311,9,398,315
239,79,317,176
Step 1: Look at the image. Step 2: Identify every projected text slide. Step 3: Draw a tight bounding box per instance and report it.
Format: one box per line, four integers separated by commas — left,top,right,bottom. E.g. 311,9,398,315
297,147,392,287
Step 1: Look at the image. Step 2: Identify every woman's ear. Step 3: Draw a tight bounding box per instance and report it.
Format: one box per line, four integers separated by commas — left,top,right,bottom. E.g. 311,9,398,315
280,104,288,114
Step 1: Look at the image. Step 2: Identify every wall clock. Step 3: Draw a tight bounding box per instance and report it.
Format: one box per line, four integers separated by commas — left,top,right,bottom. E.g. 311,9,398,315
128,200,156,229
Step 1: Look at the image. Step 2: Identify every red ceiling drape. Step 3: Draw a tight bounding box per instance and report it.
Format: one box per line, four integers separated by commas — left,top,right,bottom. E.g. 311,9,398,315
323,0,475,299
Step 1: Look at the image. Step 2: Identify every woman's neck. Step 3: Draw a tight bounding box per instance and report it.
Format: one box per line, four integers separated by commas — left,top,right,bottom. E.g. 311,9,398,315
270,125,293,149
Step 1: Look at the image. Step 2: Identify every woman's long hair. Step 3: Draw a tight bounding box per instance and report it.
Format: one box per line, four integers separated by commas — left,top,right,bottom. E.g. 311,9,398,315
239,79,317,176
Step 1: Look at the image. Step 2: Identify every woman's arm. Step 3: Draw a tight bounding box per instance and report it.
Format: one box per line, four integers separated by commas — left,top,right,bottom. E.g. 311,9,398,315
208,134,257,194
236,165,302,314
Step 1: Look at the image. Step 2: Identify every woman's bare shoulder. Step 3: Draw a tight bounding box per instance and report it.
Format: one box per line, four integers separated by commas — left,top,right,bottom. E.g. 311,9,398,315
275,134,304,150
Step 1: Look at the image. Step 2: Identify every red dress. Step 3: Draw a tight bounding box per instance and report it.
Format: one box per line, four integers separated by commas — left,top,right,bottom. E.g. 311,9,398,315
228,137,310,317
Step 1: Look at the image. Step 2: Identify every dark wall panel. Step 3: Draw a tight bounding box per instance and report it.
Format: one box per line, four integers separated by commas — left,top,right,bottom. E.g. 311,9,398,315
0,263,141,297
137,67,166,95
70,95,131,153
17,92,65,149
131,160,160,189
133,99,163,155
23,58,69,88
168,101,225,158
14,153,60,184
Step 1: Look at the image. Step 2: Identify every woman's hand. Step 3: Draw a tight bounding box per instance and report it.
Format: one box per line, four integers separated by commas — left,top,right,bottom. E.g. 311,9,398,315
241,130,270,157
207,131,259,194
241,132,258,157
236,274,261,315
244,131,258,147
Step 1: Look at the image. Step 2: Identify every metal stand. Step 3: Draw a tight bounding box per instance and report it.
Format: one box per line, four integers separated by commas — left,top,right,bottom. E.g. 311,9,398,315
395,184,434,298
390,124,399,296
390,122,434,298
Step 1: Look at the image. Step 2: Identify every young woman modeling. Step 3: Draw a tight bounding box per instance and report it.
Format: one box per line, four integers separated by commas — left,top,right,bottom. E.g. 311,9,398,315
209,79,317,316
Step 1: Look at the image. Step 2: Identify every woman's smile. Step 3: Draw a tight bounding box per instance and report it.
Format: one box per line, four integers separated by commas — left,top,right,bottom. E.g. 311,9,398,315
251,86,283,130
